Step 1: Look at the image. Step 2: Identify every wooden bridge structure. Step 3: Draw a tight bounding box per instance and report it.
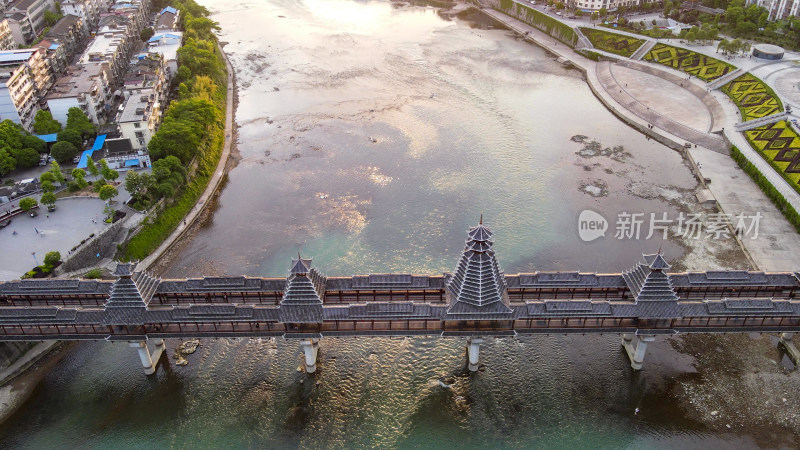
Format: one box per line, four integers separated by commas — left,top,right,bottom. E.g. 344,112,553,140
1,221,799,374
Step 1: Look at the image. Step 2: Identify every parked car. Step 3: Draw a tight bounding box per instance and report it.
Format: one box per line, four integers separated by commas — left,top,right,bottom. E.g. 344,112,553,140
73,155,81,163
0,218,10,228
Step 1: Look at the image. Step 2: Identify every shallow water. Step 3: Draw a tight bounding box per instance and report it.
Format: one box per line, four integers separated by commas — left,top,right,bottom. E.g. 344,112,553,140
0,0,770,447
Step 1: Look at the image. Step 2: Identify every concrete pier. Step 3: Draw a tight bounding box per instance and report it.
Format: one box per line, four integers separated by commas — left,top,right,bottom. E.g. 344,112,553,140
299,339,320,373
621,334,655,371
467,337,483,372
128,339,166,375
779,333,800,366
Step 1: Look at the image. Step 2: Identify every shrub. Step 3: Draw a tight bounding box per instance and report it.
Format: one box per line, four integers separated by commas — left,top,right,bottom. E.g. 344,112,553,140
19,197,37,211
84,268,103,279
43,251,61,266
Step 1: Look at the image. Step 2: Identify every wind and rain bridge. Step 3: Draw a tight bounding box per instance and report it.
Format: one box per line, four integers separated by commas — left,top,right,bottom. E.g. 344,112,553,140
1,221,799,375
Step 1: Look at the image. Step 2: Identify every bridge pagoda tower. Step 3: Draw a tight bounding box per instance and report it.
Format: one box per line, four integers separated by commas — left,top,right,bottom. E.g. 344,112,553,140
280,255,326,373
620,252,680,370
105,262,165,375
445,218,513,371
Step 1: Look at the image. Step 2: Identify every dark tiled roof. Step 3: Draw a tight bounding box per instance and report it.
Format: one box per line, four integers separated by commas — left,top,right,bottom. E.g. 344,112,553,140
446,223,510,313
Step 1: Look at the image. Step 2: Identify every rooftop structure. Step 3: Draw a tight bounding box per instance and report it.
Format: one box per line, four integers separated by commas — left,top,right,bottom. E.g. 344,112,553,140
45,63,111,125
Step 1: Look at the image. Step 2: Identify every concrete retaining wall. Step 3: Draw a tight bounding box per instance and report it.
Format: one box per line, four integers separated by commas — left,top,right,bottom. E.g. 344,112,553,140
56,219,126,274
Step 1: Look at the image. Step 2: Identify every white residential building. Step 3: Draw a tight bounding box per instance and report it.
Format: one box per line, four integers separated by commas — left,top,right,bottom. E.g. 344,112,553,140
117,87,159,152
146,31,181,79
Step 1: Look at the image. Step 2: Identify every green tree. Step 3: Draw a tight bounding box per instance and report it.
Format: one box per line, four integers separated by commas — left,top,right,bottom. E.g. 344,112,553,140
0,148,14,175
50,141,78,163
99,184,119,202
40,191,56,209
599,7,608,16
717,38,729,53
663,1,673,17
86,157,100,179
22,135,46,153
19,197,37,211
43,250,61,266
0,120,24,151
49,161,65,184
65,107,96,136
140,27,155,41
32,110,62,134
11,147,39,168
685,31,697,43
39,171,56,184
71,168,86,179
41,180,54,192
43,10,61,27
57,128,82,149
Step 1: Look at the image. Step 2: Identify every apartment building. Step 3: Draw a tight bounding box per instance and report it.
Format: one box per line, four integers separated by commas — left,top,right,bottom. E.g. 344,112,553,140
35,15,88,78
45,63,112,125
0,48,49,128
147,31,181,78
154,6,178,33
80,22,131,85
117,86,159,153
0,19,16,51
3,0,57,45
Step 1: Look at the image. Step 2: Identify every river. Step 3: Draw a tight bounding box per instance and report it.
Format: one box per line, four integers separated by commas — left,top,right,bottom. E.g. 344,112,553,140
1,0,793,447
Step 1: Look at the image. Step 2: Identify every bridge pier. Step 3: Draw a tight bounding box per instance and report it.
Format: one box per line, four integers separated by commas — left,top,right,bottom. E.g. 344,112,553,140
621,334,655,371
299,338,320,373
779,333,800,366
128,339,166,375
467,337,483,372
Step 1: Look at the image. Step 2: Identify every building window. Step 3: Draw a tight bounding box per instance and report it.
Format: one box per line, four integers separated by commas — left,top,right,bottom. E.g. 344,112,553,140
134,122,140,128
135,131,144,138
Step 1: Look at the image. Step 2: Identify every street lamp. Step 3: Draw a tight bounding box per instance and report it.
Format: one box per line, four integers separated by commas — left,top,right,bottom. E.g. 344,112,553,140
32,251,38,266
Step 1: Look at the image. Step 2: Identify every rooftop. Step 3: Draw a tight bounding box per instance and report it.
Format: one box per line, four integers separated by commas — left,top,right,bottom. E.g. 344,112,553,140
45,64,109,100
104,137,134,156
119,88,156,123
46,14,82,40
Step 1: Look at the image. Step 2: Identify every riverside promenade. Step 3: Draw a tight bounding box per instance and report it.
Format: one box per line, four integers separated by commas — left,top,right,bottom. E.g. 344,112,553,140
480,6,800,272
138,44,236,271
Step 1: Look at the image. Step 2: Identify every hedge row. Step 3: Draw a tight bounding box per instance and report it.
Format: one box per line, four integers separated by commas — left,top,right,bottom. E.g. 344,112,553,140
498,0,577,47
730,145,800,233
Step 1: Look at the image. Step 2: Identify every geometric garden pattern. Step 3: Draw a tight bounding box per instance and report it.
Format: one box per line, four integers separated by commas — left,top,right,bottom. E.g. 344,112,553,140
745,121,800,177
580,27,644,58
721,73,783,121
644,44,735,82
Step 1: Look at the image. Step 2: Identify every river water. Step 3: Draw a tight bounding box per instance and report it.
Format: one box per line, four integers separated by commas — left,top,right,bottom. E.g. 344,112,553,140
1,0,781,447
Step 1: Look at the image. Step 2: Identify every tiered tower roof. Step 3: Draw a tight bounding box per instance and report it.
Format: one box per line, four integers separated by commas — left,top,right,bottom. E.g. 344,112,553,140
280,255,325,323
446,219,512,317
622,252,678,302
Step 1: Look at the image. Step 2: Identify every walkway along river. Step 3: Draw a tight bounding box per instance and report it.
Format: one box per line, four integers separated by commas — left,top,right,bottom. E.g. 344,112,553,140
1,0,799,447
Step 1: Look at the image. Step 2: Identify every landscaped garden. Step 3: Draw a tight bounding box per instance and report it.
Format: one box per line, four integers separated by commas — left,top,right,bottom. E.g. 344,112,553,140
744,121,800,195
721,73,783,121
643,44,735,81
579,27,644,58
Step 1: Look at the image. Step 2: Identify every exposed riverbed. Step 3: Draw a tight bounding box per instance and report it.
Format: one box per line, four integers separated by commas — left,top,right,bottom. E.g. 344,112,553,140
1,0,797,446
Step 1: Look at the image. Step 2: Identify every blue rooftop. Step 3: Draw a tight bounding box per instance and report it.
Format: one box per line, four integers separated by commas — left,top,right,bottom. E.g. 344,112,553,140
91,134,107,152
76,150,93,169
149,33,182,43
161,6,177,15
34,133,57,143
